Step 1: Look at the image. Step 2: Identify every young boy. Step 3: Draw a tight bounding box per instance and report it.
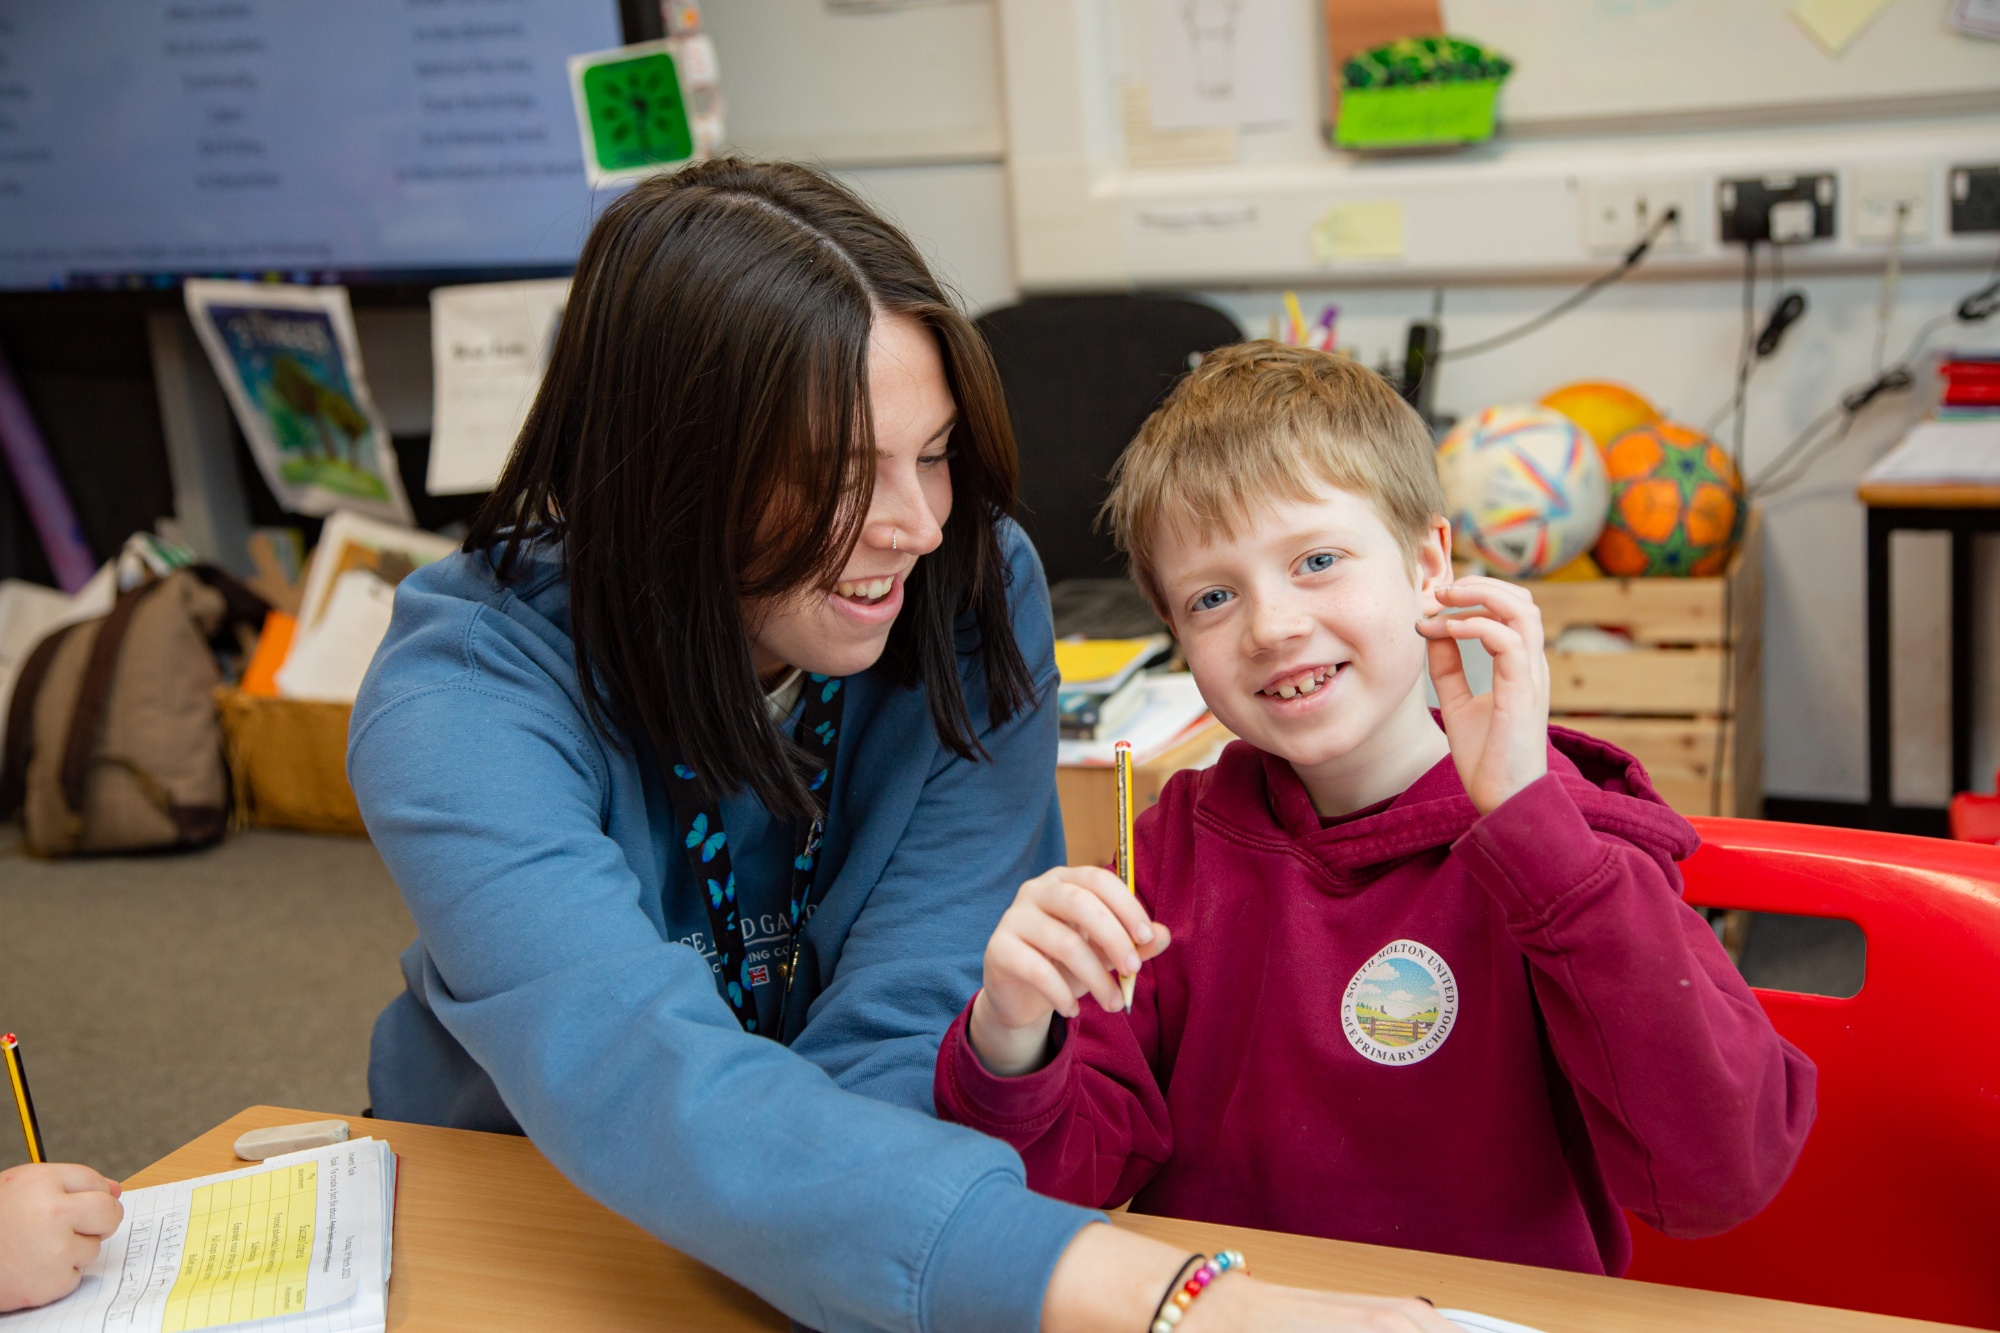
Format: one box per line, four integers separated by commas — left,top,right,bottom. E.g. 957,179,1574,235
935,343,1815,1275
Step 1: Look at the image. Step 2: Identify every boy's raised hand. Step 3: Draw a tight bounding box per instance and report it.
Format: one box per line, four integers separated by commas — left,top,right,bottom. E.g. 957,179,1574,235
968,866,1171,1078
1418,575,1550,816
0,1162,125,1313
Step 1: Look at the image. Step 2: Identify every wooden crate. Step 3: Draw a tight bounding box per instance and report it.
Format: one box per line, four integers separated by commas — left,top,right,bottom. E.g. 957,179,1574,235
1520,510,1763,819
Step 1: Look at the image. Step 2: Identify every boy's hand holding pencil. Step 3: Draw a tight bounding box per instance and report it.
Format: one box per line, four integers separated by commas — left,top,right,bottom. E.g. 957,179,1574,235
0,1163,125,1313
968,862,1171,1079
2,1032,124,1315
970,741,1169,1078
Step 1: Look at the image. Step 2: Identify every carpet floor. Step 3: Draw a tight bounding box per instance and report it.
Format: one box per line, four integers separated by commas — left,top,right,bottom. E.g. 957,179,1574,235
0,829,415,1179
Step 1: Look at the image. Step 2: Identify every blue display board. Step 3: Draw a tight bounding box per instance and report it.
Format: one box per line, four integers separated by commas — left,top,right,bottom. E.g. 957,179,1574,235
0,1,626,289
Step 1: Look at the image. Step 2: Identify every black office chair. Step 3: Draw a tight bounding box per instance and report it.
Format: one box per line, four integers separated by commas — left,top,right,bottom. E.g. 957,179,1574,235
975,294,1243,636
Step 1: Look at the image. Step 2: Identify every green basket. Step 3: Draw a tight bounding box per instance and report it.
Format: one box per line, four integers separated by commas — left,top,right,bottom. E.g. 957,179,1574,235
1335,80,1502,150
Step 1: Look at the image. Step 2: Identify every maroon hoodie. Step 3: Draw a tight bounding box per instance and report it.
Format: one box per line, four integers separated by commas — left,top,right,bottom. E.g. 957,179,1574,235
935,730,1816,1275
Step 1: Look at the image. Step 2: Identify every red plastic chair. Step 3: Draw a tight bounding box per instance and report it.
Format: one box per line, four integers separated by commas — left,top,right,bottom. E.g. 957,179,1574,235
1951,777,2000,844
1622,818,2000,1328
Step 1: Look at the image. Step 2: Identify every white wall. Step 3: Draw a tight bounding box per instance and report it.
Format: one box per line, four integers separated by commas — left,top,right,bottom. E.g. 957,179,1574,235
835,163,1017,315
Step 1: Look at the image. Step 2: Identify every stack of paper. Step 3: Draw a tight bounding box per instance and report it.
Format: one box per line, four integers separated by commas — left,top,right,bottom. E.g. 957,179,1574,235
1054,635,1171,693
249,510,458,705
2,1138,397,1333
1058,672,1217,767
1861,419,2000,485
274,569,398,703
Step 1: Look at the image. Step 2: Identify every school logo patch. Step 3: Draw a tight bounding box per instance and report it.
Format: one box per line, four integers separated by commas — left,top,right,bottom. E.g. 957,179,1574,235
1341,939,1458,1066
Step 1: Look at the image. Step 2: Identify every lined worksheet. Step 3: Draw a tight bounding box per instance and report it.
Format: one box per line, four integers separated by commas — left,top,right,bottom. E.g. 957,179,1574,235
0,1139,395,1333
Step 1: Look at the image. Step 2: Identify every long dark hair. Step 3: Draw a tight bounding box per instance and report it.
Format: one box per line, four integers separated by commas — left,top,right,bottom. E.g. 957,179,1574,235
467,159,1036,819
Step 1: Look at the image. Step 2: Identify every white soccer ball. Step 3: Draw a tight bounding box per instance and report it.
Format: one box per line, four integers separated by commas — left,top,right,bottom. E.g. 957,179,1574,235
1435,404,1609,577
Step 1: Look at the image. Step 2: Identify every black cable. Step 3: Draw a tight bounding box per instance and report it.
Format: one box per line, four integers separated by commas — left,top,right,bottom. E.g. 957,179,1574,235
1730,242,1757,475
1434,208,1678,364
1752,414,1856,498
1713,245,1763,819
1741,237,1998,497
1747,306,1964,499
1745,402,1847,491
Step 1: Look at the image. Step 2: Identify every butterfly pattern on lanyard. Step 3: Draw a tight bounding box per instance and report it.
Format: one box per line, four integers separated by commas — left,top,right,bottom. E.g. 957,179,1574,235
663,674,845,1036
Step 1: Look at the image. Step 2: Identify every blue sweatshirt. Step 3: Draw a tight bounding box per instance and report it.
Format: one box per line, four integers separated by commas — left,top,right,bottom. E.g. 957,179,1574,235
347,519,1095,1333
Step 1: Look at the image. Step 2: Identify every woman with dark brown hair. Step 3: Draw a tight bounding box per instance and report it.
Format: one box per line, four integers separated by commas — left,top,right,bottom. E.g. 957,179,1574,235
349,160,1445,1333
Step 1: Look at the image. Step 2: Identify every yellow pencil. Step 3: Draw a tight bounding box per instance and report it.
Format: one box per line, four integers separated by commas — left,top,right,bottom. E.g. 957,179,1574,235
1114,740,1138,1009
3,1033,45,1164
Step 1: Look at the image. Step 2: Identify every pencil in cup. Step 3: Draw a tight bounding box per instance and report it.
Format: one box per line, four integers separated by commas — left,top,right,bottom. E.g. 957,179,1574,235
1114,740,1138,1009
3,1032,46,1164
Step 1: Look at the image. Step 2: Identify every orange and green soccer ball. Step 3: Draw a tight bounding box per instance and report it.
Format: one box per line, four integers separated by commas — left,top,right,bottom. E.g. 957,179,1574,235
1540,381,1659,452
1593,421,1743,577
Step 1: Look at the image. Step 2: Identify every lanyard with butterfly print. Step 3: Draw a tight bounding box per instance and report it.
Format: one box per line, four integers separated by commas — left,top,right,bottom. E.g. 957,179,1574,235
663,673,846,1037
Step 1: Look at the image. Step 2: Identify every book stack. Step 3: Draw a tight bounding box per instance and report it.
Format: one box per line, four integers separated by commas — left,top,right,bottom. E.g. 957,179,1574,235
1938,354,2000,419
1055,635,1171,741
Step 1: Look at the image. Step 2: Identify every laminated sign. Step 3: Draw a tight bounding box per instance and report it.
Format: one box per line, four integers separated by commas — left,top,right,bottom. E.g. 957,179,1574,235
568,41,696,186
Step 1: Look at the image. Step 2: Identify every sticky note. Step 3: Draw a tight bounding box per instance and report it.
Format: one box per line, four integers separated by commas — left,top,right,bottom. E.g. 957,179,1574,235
1791,0,1894,55
1311,200,1405,264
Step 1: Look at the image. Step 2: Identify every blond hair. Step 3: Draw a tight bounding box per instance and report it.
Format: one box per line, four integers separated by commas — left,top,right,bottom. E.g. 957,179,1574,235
1103,341,1444,604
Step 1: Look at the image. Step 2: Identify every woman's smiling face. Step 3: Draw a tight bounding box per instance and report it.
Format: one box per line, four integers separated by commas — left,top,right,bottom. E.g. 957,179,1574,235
746,311,956,684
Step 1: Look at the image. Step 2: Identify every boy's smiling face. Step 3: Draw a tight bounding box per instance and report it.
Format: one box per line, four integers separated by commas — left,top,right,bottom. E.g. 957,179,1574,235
1153,484,1455,814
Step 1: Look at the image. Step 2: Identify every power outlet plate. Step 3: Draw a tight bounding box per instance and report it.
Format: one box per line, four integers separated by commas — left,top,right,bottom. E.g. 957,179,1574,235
1718,173,1837,245
1579,178,1703,256
1950,164,2000,234
1850,167,1930,244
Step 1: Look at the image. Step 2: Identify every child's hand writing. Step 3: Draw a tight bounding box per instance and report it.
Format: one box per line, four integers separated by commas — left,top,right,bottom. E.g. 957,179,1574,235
968,866,1171,1077
1418,575,1550,817
0,1163,125,1313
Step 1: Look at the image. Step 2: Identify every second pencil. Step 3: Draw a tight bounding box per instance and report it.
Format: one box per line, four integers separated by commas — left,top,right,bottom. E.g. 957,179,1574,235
1114,740,1138,1009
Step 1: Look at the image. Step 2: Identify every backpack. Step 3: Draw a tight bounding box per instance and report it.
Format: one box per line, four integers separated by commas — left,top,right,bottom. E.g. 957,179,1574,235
0,565,269,856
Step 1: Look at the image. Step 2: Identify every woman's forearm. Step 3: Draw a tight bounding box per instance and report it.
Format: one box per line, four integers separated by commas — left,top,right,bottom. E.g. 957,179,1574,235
1041,1221,1464,1333
1041,1223,1193,1333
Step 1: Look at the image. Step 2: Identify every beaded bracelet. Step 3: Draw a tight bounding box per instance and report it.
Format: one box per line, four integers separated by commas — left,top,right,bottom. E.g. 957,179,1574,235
1149,1250,1246,1333
1148,1255,1204,1333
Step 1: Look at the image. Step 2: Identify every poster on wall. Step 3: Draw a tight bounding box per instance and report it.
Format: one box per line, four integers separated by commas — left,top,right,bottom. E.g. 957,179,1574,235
427,278,569,496
183,280,412,525
1143,0,1296,132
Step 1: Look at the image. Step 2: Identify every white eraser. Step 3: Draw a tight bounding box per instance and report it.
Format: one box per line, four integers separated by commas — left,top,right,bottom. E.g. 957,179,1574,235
233,1119,352,1161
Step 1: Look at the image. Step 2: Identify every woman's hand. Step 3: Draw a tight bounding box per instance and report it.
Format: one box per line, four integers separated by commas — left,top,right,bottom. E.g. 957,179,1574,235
1042,1223,1460,1333
0,1163,124,1313
1181,1274,1461,1333
967,866,1171,1077
1418,576,1551,817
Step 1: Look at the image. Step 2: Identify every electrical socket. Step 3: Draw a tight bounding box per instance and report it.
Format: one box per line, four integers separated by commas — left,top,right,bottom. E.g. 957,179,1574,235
1950,165,2000,234
1718,173,1836,245
1850,167,1929,244
1579,178,1703,256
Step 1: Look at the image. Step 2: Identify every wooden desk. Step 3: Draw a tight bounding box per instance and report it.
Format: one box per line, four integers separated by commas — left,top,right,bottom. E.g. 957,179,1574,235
132,1105,1967,1333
